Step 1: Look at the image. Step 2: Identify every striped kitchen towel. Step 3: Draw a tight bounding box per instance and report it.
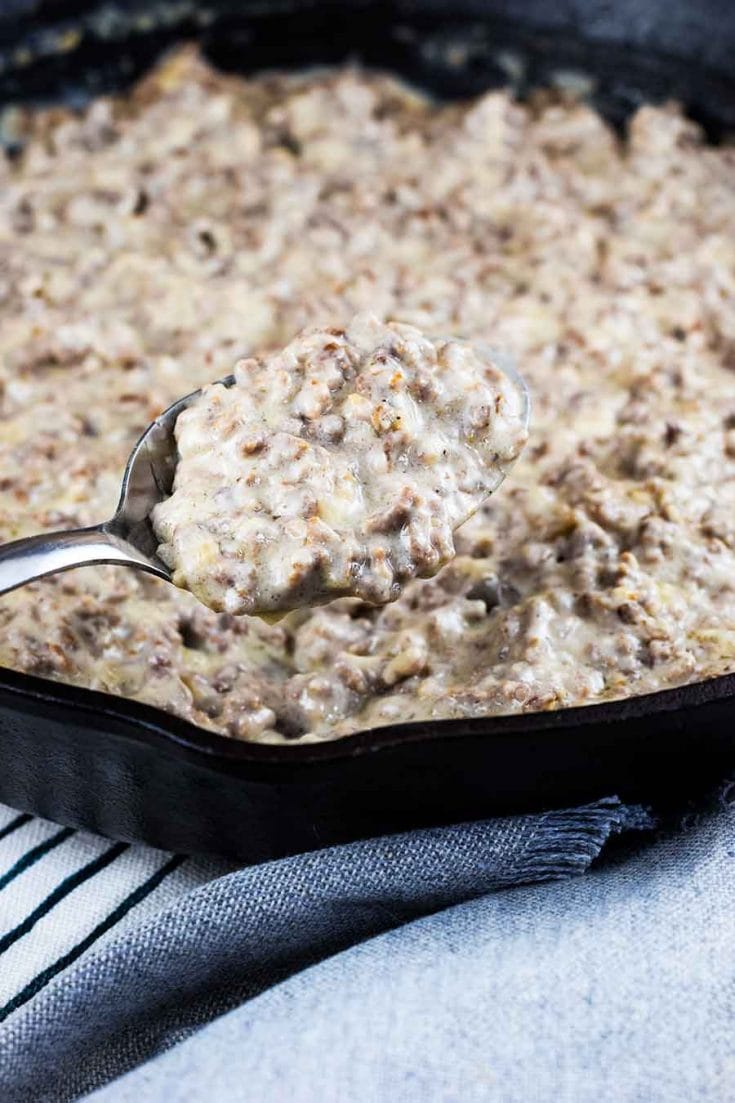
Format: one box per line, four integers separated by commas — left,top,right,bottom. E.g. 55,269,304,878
0,793,656,1101
0,803,228,1026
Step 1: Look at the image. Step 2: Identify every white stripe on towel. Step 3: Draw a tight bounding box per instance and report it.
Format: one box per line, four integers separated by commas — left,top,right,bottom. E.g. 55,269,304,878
0,803,228,1021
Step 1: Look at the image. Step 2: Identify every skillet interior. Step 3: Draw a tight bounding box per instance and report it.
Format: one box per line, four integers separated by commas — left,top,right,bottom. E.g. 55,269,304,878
0,0,734,860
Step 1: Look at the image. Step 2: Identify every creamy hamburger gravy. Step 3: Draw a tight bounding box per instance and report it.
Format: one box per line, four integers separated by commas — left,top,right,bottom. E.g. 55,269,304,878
1,48,735,743
152,316,527,614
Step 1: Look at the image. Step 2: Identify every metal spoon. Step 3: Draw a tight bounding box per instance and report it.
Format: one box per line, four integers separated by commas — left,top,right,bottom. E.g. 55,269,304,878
0,376,233,596
0,350,529,598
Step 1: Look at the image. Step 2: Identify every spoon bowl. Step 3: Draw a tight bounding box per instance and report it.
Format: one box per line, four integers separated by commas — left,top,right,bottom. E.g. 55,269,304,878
112,374,237,570
0,350,527,598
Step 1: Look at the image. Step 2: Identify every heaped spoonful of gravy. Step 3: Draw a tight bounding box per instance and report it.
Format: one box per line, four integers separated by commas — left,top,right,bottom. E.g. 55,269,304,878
152,315,529,615
0,314,529,613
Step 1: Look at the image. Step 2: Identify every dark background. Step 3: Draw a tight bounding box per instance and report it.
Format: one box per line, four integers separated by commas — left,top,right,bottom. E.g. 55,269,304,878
1,1,734,136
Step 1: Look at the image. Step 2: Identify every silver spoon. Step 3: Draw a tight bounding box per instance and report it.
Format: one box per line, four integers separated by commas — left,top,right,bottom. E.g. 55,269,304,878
0,351,529,597
0,376,233,596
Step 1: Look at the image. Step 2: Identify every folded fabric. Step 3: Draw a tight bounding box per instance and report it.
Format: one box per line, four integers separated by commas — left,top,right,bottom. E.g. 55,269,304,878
0,797,648,1102
87,791,735,1103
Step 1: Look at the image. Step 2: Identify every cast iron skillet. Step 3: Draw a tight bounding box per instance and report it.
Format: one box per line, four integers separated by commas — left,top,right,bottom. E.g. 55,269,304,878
1,0,734,863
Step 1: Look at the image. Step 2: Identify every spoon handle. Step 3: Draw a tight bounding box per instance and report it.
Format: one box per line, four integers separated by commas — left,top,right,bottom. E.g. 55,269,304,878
0,524,169,596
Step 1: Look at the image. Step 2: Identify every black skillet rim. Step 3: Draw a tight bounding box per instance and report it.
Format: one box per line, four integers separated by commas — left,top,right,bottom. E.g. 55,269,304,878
2,661,735,778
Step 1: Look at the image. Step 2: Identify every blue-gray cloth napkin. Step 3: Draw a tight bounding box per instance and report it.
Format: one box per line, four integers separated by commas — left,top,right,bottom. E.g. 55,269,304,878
0,796,652,1101
91,791,735,1103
